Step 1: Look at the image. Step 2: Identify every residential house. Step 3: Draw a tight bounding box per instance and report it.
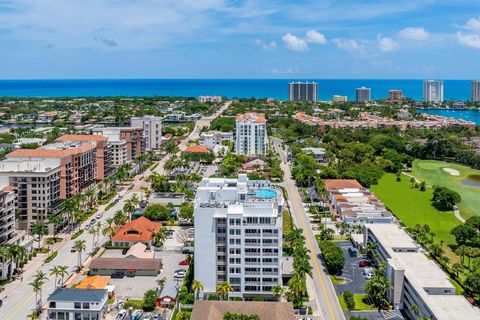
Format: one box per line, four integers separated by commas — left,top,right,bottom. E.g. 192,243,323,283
190,301,296,320
111,216,162,247
47,288,108,320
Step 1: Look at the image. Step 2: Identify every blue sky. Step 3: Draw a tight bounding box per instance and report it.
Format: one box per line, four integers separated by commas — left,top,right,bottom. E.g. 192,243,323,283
0,0,480,79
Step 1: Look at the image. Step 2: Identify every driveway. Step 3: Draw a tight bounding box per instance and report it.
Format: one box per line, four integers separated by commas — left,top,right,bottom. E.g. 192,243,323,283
334,241,368,295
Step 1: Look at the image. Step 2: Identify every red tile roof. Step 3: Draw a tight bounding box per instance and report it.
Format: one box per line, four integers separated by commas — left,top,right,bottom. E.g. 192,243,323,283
236,112,267,123
184,145,210,153
324,179,363,190
112,216,162,242
56,134,108,142
7,144,96,158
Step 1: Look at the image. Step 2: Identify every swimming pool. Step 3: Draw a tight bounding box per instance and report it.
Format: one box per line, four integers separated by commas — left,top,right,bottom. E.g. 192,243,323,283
255,189,277,199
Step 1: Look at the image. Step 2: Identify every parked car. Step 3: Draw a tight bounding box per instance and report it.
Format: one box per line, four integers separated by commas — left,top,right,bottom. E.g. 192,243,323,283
132,310,143,320
365,273,372,280
348,247,358,257
179,260,189,266
143,313,153,320
116,310,127,320
181,247,194,254
111,272,125,279
152,314,161,320
359,260,370,268
174,270,186,279
122,248,128,255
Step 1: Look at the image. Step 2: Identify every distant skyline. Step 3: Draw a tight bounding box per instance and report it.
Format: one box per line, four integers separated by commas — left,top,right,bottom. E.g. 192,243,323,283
1,0,480,79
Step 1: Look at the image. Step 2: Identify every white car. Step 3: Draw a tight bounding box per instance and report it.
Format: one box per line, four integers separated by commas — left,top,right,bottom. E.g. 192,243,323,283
365,273,372,280
116,310,127,320
96,212,104,219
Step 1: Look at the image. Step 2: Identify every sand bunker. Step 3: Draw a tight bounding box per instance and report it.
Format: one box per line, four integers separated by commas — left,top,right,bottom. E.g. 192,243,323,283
443,168,460,176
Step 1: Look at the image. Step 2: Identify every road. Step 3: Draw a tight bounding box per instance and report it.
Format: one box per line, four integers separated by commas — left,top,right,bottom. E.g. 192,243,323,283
272,137,345,320
0,190,140,320
152,100,231,175
0,101,231,319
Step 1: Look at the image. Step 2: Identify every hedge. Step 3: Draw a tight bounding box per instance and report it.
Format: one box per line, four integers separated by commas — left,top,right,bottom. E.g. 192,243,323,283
44,251,58,263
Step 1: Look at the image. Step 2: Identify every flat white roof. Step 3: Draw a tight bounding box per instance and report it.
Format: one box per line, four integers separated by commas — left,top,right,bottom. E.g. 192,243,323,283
369,224,480,320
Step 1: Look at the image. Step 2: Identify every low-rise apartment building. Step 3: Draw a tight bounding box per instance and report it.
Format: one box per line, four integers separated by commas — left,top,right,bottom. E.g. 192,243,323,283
47,288,108,320
131,115,162,150
325,179,394,224
364,224,480,320
56,134,114,180
194,174,284,299
91,127,144,161
199,131,234,149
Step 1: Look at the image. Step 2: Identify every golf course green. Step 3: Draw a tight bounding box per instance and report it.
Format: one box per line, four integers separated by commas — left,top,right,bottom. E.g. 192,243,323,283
412,160,480,219
371,173,460,244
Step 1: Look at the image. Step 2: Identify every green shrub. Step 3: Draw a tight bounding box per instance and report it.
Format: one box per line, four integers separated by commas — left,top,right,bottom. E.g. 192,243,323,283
123,300,143,310
44,251,58,263
71,229,84,239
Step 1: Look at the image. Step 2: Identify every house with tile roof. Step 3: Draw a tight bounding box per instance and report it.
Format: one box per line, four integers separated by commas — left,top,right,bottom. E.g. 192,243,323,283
112,216,162,247
190,301,296,320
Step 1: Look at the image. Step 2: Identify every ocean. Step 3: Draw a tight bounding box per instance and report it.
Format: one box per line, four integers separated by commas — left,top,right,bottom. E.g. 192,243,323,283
0,79,475,101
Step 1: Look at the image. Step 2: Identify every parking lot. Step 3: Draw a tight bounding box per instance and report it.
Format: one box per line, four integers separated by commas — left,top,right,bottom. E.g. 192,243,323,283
333,241,369,295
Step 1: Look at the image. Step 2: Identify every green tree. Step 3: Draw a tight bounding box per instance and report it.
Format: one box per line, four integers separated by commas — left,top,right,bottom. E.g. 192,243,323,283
113,210,128,225
143,289,157,310
179,203,194,222
32,222,47,249
143,203,171,221
73,239,86,268
223,312,260,320
192,279,204,300
465,269,480,304
343,290,355,311
364,265,391,311
432,185,461,210
48,214,62,242
271,284,284,301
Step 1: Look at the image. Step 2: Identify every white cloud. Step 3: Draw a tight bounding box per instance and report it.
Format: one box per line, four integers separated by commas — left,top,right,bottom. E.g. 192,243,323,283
332,38,362,52
378,37,399,52
282,33,308,52
271,67,299,74
398,27,430,40
464,17,480,31
457,32,480,49
305,30,327,45
253,39,277,51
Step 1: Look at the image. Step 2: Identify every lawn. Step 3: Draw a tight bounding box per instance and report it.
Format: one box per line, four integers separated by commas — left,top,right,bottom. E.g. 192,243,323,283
338,294,376,311
329,275,346,285
412,160,480,219
371,173,461,244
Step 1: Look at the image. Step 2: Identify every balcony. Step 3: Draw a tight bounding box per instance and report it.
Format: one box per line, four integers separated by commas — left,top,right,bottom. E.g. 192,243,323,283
245,252,261,256
245,271,261,275
245,233,261,237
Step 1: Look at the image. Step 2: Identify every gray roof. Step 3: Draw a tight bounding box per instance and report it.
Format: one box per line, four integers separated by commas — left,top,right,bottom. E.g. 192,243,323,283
158,281,178,298
48,288,107,302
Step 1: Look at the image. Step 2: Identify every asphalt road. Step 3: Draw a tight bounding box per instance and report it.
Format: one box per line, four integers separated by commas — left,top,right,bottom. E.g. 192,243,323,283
0,101,231,319
272,137,345,320
0,190,140,320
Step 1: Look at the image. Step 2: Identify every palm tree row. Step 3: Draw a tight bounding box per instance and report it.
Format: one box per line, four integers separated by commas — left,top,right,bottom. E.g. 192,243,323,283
0,244,27,279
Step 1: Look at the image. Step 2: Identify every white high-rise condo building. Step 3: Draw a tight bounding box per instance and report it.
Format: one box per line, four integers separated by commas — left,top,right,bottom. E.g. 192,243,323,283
356,87,372,102
288,81,318,102
194,175,284,299
472,80,480,102
130,116,162,150
235,113,268,155
423,80,444,102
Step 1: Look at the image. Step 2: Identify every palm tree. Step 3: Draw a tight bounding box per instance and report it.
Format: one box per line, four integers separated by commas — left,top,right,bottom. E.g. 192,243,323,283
60,197,77,229
48,214,62,242
216,281,233,300
113,210,127,226
50,265,63,288
271,284,284,301
95,221,103,247
88,228,97,252
102,222,116,243
130,193,140,208
287,273,306,297
452,262,465,278
32,222,47,249
84,188,96,210
123,200,136,220
7,245,25,278
192,279,204,300
410,304,420,315
29,279,42,312
156,276,166,292
73,239,86,268
32,270,48,310
57,265,69,287
410,177,416,188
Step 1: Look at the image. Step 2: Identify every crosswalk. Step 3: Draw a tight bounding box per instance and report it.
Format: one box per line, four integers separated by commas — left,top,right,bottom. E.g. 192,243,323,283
382,309,404,319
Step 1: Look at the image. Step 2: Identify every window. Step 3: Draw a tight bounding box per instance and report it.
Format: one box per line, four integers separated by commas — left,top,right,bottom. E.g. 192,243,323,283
74,302,82,309
229,229,241,236
82,302,89,309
